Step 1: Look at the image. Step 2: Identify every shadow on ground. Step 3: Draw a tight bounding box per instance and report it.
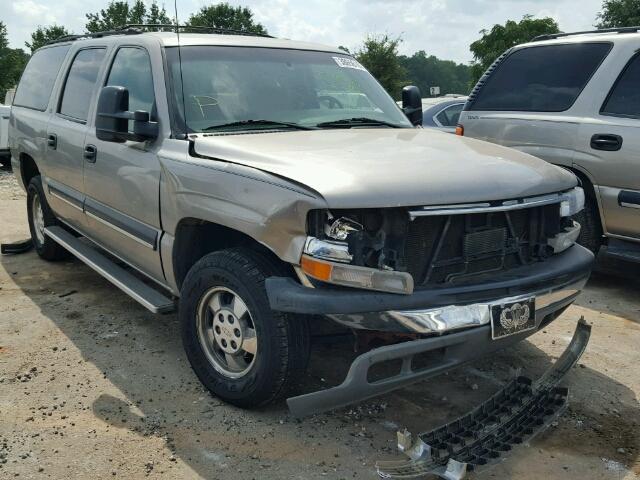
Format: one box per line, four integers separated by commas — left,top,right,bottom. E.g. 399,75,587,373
2,250,639,479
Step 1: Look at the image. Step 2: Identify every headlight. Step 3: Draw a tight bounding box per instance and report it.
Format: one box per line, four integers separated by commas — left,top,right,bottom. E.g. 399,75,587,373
303,209,413,294
560,187,585,217
325,216,363,240
548,220,581,253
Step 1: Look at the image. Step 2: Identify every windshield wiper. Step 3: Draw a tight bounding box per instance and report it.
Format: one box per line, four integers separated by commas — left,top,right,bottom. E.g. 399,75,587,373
315,117,405,129
202,119,317,131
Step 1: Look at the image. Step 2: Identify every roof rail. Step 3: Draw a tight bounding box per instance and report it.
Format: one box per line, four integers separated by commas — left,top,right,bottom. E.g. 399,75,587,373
123,24,273,38
44,27,144,46
533,26,640,42
43,23,272,46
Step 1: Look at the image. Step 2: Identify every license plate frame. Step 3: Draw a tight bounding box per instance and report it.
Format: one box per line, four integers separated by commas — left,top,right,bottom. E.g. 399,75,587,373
491,297,536,340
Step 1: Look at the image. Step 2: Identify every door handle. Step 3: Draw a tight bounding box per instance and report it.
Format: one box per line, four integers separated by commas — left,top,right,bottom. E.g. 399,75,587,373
47,134,57,150
83,144,97,163
590,134,623,151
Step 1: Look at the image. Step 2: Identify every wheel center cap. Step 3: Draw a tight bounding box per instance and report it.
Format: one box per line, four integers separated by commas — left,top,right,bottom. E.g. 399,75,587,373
213,309,243,354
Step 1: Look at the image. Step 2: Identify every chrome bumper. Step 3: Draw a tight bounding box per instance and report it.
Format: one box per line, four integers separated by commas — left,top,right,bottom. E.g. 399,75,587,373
327,279,586,334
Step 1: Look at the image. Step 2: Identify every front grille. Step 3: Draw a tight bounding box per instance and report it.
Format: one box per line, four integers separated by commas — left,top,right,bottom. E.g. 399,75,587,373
405,204,561,287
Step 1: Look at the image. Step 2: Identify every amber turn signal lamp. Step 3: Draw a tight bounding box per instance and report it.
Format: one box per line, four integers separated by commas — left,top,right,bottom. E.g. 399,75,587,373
455,124,464,136
300,255,333,281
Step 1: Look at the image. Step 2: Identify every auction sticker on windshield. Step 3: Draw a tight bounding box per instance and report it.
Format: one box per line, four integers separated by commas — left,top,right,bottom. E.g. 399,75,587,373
333,57,366,71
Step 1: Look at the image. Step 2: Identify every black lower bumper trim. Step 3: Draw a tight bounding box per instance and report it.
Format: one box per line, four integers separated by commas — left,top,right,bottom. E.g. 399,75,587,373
267,245,594,315
375,318,591,479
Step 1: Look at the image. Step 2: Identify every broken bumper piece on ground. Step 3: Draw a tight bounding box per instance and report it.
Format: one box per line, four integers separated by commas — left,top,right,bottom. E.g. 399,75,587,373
375,318,591,479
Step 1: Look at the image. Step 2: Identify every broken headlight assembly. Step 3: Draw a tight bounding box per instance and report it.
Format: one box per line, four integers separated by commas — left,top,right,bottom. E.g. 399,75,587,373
301,209,414,295
549,187,585,254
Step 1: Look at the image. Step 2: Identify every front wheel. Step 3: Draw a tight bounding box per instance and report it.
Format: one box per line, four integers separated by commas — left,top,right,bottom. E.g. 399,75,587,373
179,248,309,408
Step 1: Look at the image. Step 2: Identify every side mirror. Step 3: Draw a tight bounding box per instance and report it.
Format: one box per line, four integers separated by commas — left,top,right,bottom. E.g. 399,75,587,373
95,86,158,142
401,85,423,126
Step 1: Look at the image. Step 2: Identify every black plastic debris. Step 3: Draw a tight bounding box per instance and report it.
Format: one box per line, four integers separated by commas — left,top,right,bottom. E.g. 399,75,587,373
1,239,33,255
376,318,591,479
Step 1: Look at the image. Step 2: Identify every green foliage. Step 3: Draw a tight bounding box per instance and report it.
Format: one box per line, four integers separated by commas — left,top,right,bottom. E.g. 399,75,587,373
85,0,171,32
26,25,71,53
596,0,640,27
355,35,407,99
469,15,560,84
400,51,472,96
186,3,268,34
0,22,29,103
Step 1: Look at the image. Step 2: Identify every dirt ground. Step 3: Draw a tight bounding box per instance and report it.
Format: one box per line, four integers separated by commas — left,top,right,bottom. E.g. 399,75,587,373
0,167,639,480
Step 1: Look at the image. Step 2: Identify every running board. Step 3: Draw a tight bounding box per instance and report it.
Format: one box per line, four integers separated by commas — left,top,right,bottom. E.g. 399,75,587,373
44,226,175,314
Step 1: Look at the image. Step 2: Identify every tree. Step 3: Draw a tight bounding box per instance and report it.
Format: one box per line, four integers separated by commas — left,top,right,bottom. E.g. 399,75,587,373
0,22,29,103
26,25,70,53
469,15,560,84
400,51,472,96
596,0,640,28
355,35,407,98
186,3,267,34
86,0,171,32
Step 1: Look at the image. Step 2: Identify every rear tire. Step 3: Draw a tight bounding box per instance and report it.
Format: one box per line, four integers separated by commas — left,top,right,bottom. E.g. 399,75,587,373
26,176,69,261
179,248,309,408
573,193,602,254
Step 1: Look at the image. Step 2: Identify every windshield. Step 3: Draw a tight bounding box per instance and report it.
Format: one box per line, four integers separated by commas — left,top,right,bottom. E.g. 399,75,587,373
166,46,412,133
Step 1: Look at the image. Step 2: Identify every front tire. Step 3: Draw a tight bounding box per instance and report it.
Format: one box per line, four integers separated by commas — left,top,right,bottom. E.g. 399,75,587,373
26,176,69,261
179,248,309,408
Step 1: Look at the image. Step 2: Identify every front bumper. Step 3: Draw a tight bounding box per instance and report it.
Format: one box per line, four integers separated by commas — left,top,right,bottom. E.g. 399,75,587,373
286,296,578,417
267,244,594,334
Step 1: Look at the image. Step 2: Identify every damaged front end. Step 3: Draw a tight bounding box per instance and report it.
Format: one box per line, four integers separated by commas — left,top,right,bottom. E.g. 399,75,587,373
298,188,584,302
375,318,591,480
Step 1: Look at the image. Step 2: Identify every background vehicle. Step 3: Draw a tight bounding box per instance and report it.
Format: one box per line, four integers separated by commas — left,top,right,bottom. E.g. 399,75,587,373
0,104,10,167
9,26,592,415
459,28,640,263
421,95,468,132
396,95,468,132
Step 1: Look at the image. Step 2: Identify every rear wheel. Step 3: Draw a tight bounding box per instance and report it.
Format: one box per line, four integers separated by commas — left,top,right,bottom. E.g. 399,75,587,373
180,248,309,408
26,176,69,261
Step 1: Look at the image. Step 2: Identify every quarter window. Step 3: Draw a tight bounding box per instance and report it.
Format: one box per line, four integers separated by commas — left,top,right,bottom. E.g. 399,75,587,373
106,47,155,132
601,54,640,118
59,48,106,121
469,43,611,112
13,45,70,111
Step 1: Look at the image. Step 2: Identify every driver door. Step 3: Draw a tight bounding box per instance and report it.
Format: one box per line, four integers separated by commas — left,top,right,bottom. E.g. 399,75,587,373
82,46,164,283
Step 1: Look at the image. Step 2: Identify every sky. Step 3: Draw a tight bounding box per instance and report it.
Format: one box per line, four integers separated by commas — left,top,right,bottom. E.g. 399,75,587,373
4,0,604,64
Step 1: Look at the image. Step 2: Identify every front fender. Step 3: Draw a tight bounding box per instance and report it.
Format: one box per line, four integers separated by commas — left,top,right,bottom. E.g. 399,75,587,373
159,152,327,266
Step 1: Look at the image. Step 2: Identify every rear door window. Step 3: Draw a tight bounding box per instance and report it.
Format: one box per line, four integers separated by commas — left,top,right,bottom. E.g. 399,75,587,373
469,43,611,112
59,48,106,122
13,45,70,111
601,53,640,119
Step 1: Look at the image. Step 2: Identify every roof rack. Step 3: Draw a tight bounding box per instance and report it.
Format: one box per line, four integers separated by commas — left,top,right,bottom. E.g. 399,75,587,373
533,26,640,42
124,24,273,38
44,23,272,46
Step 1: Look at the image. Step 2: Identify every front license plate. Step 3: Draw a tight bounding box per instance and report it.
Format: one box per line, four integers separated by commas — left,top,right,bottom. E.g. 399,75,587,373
491,297,536,340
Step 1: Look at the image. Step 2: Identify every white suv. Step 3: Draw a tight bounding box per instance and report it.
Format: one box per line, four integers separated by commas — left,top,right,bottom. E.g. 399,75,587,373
459,27,640,262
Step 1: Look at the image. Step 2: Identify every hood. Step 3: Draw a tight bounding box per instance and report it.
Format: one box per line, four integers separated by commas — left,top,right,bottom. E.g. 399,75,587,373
192,128,577,209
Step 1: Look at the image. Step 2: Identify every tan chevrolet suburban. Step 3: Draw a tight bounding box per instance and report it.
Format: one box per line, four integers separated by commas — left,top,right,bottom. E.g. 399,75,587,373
9,26,593,417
